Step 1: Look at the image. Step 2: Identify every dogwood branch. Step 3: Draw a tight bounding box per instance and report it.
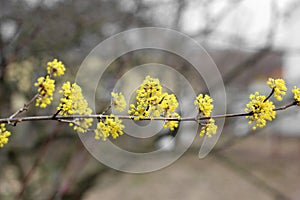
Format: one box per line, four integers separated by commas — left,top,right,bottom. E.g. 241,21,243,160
0,101,297,125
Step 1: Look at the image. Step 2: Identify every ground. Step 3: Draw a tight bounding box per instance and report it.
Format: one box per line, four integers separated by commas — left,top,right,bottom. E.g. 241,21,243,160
83,134,300,200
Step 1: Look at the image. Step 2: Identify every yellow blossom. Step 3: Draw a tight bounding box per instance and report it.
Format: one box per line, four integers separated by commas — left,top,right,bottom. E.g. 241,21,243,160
128,76,163,118
34,75,55,108
163,113,180,131
47,59,66,77
111,92,127,112
266,78,287,101
245,92,276,130
160,94,179,115
194,94,214,117
58,82,92,133
0,123,11,148
129,76,180,122
94,114,125,141
69,118,94,133
292,86,300,106
199,118,217,138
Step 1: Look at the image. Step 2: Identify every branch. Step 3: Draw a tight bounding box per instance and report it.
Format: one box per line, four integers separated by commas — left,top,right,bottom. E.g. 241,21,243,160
8,94,39,123
57,119,93,132
264,88,275,102
0,101,297,125
212,102,297,154
273,101,297,111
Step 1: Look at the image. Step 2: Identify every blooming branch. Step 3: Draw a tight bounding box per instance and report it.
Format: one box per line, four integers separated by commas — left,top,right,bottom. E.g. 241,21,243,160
0,59,299,148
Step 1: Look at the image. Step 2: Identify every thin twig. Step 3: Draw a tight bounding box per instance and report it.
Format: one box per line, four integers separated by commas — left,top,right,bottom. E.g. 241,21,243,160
57,119,93,132
52,109,61,119
274,101,297,111
212,102,297,153
264,88,275,102
8,94,39,125
101,105,112,115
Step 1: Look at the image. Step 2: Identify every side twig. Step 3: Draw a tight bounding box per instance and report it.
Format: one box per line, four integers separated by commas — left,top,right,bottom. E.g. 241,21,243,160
8,94,39,125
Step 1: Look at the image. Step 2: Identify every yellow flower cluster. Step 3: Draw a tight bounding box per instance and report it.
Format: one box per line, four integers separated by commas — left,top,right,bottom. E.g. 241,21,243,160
128,76,180,131
194,94,214,117
292,86,300,106
0,123,11,148
58,82,92,133
245,92,276,130
58,82,90,115
160,94,179,115
129,76,163,118
160,94,180,130
111,92,127,112
34,76,55,108
94,114,124,141
47,59,66,77
34,59,65,108
163,113,180,131
267,78,287,101
69,118,93,133
200,118,217,137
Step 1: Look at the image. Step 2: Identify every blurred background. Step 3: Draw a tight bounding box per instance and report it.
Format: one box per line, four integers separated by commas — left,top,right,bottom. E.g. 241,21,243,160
1,0,300,199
